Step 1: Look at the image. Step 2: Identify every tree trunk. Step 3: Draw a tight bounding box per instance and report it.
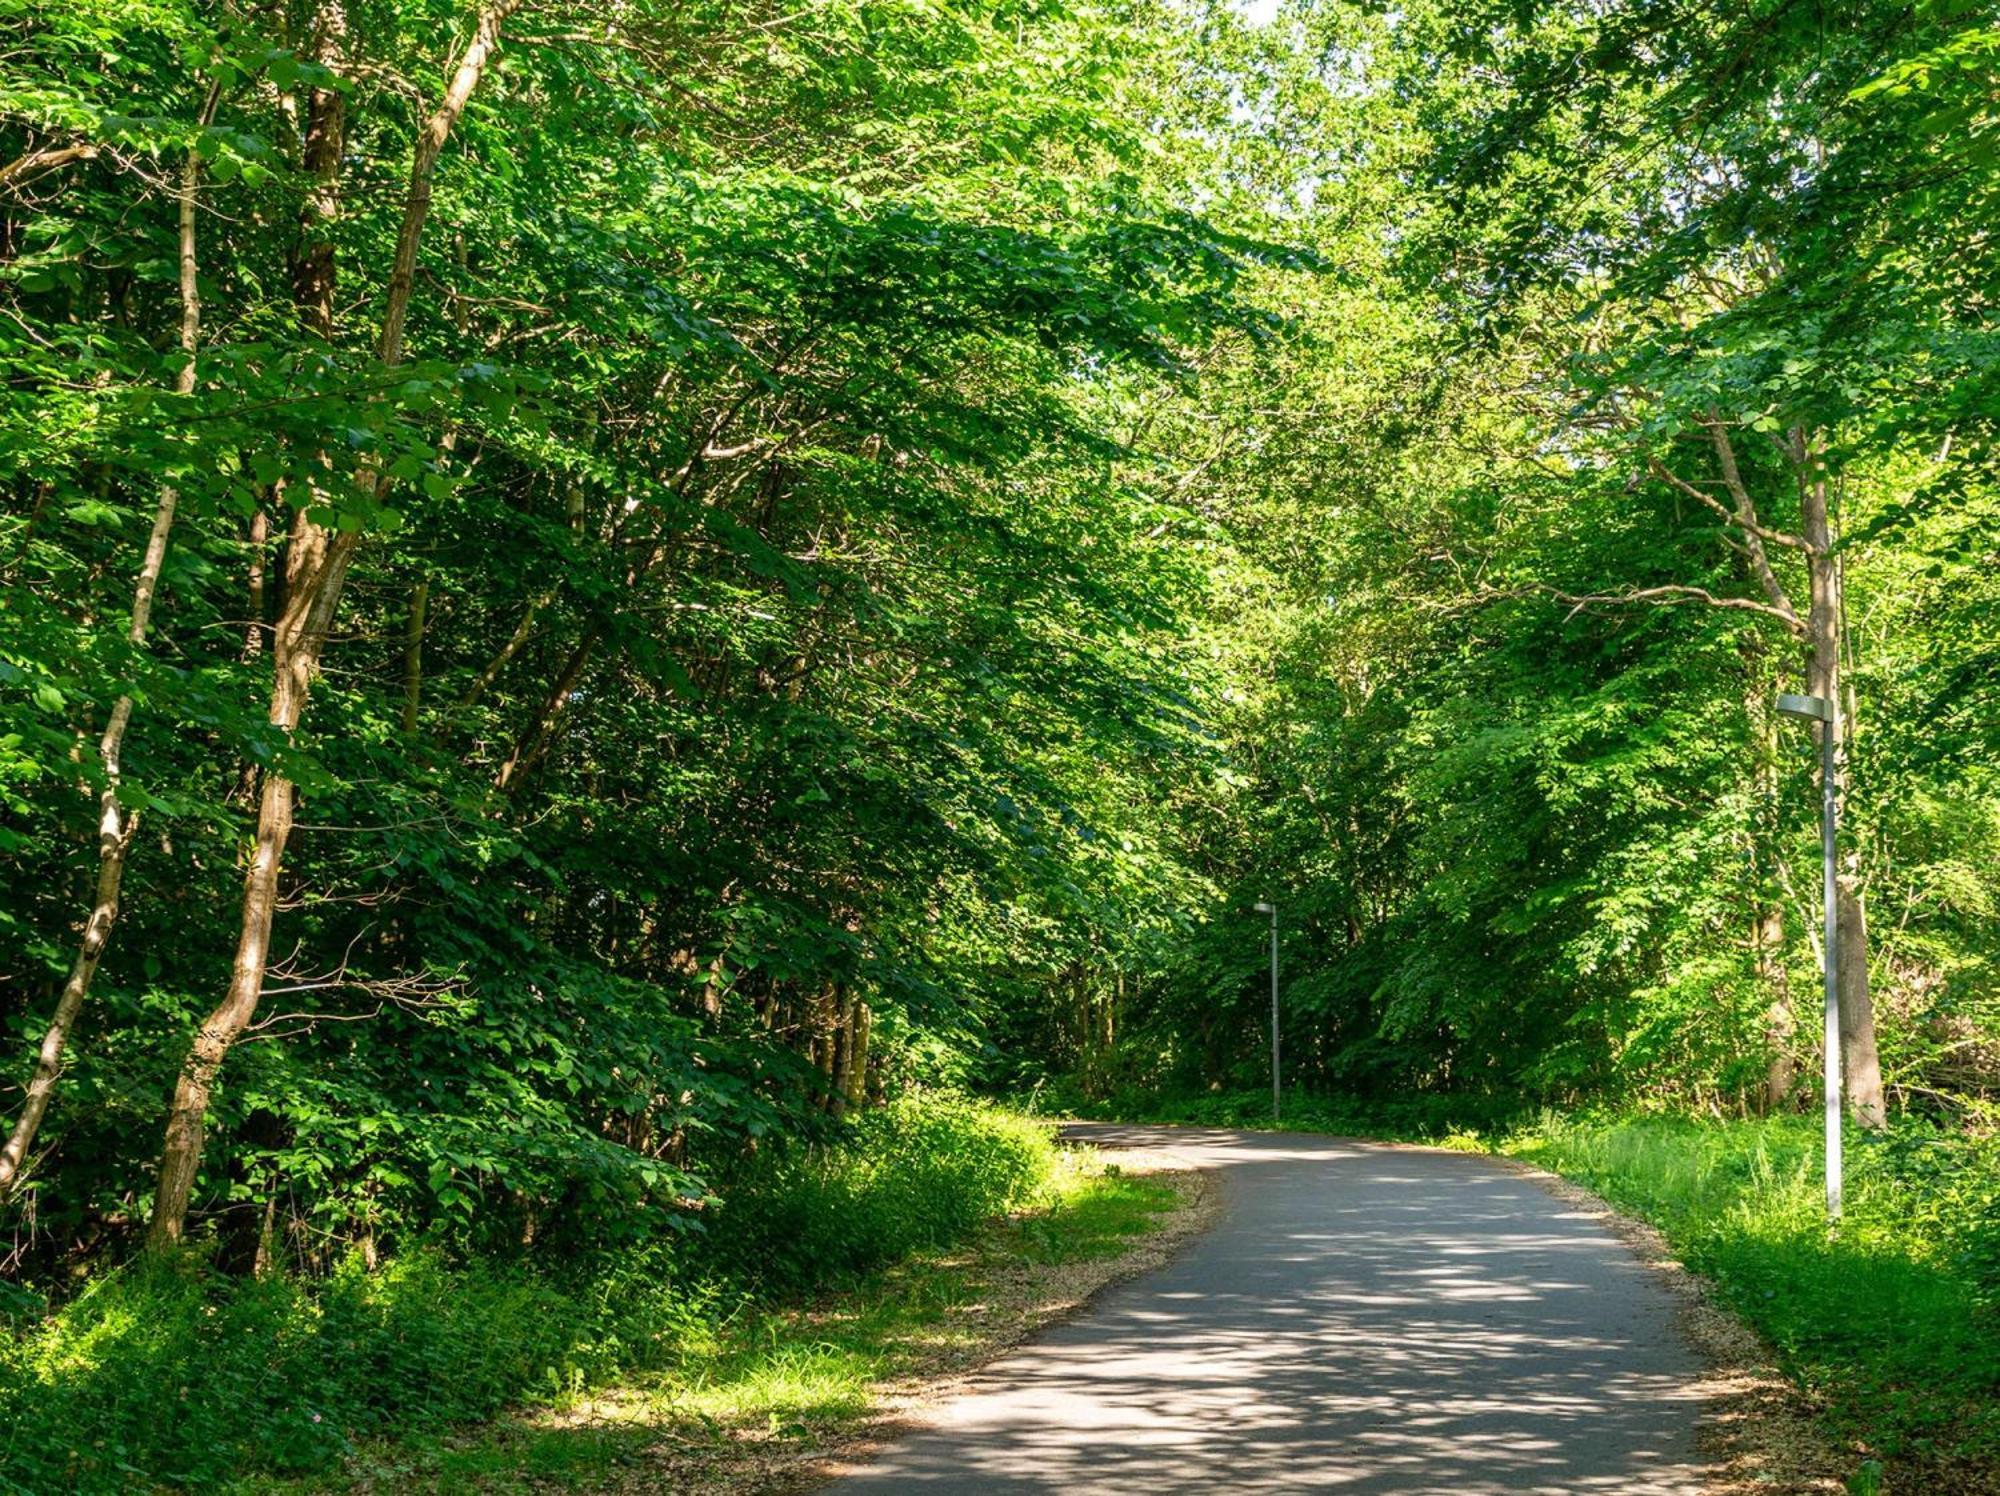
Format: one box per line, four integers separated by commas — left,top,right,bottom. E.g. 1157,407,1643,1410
1756,904,1796,1109
846,1001,870,1110
401,579,429,731
0,87,217,1197
455,447,587,715
828,985,853,1120
496,622,599,790
149,0,524,1245
1835,876,1885,1126
243,503,270,660
151,518,356,1243
1798,445,1886,1128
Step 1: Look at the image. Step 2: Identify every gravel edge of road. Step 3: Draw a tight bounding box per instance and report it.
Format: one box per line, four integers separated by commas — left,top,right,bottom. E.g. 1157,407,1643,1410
1487,1155,1856,1496
775,1152,1225,1495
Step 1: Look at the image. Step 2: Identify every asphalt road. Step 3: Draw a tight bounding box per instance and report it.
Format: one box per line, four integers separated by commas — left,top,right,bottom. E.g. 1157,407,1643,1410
827,1124,1710,1495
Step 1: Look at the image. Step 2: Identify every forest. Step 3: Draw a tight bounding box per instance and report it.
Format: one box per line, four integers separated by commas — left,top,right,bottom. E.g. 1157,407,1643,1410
2,0,1997,1488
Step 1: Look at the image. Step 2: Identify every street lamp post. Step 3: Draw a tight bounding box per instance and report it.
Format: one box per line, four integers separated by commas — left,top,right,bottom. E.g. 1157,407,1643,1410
1776,691,1841,1220
1253,901,1279,1124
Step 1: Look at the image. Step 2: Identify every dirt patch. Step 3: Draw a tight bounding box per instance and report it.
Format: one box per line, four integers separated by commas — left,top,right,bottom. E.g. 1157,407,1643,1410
1492,1155,1858,1496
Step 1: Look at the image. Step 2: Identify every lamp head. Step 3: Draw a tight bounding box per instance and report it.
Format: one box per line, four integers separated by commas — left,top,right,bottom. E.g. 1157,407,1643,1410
1253,902,1275,915
1776,692,1833,723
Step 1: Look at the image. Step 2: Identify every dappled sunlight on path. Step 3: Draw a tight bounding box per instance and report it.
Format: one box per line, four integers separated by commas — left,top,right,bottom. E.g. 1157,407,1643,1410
826,1126,1707,1494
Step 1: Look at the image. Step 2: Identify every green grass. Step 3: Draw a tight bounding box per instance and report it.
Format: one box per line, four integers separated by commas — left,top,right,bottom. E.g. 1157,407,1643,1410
0,1098,1168,1494
1503,1114,2000,1477
278,1160,1181,1493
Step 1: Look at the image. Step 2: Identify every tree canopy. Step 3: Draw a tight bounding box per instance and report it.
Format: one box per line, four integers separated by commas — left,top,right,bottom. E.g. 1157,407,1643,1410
2,0,1996,1271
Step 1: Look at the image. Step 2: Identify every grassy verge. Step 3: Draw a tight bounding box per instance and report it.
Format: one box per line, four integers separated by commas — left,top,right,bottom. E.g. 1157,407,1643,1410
1,1098,1194,1494
319,1155,1197,1494
1503,1114,2000,1487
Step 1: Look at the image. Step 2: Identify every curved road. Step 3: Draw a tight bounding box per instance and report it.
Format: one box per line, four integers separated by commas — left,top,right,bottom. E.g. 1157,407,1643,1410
828,1125,1710,1495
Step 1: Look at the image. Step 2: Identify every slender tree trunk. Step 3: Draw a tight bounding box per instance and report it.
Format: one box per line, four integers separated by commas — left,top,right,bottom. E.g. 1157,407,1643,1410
828,985,853,1120
1798,445,1886,1128
1756,904,1796,1108
496,622,598,790
0,88,218,1197
152,518,356,1243
401,580,429,731
456,453,587,715
149,1,525,1245
457,596,545,712
243,503,270,660
846,1001,870,1110
253,1180,282,1277
1834,877,1883,1123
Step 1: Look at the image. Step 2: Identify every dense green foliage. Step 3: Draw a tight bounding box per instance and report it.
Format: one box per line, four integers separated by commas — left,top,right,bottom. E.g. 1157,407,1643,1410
0,1098,1059,1490
1028,0,2000,1123
0,0,1270,1261
5,0,2000,1483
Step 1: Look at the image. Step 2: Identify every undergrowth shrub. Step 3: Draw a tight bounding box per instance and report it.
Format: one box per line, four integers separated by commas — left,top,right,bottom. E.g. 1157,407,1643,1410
0,1096,1059,1492
700,1096,1054,1292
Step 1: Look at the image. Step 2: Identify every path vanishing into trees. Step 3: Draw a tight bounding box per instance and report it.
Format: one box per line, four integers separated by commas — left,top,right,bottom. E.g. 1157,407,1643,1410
828,1126,1711,1494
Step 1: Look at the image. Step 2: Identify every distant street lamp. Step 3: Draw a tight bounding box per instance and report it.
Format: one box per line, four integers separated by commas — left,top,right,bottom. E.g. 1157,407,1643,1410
1253,901,1280,1124
1776,691,1842,1220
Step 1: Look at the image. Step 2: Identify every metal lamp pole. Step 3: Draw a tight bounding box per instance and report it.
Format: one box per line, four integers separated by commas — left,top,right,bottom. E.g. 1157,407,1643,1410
1777,692,1842,1220
1254,901,1279,1124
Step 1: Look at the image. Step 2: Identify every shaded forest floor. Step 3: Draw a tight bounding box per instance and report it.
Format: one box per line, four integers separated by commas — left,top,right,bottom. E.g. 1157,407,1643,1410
269,1150,1214,1494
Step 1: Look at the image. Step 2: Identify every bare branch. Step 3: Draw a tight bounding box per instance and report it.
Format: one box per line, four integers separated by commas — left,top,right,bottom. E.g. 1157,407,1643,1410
1482,580,1808,636
0,143,99,193
1702,415,1805,625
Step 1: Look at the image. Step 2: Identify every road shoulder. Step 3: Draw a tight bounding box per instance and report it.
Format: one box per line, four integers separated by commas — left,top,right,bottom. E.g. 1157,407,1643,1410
780,1144,1221,1494
1493,1156,1856,1496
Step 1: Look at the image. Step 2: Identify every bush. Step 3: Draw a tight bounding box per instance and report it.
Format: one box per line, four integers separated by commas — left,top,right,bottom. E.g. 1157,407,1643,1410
698,1096,1056,1292
0,1097,1061,1492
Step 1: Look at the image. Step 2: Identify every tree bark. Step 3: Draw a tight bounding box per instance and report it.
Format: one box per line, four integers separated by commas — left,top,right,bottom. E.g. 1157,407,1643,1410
846,1001,870,1110
828,985,853,1120
1756,903,1796,1109
0,85,218,1197
1797,440,1886,1128
243,503,270,660
151,515,356,1243
401,579,429,731
149,0,524,1245
1835,876,1885,1127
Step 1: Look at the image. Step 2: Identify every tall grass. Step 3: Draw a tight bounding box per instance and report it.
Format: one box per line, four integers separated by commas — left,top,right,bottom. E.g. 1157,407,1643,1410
0,1097,1062,1492
1508,1114,2000,1467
